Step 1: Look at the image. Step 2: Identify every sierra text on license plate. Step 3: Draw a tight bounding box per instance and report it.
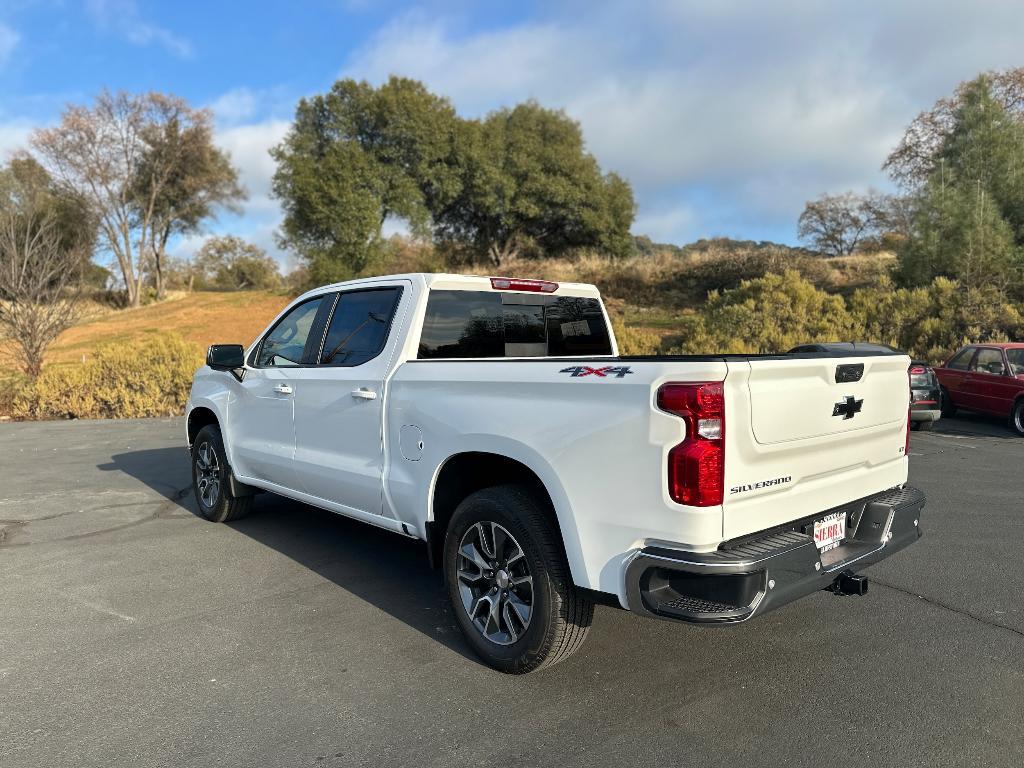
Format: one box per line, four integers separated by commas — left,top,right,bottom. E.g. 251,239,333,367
813,512,846,552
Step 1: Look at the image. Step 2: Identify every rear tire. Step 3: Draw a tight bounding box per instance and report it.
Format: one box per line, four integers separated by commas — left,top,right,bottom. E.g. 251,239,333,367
940,388,958,418
191,424,252,522
443,485,593,674
910,421,921,431
917,421,934,431
1011,400,1024,437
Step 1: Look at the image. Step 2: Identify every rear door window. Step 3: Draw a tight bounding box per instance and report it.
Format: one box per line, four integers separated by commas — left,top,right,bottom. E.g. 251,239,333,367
417,290,613,359
319,287,402,367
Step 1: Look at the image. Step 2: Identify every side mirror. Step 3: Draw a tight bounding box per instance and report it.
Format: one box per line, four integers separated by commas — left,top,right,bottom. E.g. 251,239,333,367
207,344,245,370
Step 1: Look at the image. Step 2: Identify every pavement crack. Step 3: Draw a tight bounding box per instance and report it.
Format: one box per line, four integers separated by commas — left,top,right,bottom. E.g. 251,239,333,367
872,577,1024,639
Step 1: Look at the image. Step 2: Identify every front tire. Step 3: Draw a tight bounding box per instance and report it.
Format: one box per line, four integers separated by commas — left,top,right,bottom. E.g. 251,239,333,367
191,424,252,522
1011,400,1024,437
443,485,593,674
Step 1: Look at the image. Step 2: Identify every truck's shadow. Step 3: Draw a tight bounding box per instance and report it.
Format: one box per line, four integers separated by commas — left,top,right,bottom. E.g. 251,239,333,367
99,447,482,666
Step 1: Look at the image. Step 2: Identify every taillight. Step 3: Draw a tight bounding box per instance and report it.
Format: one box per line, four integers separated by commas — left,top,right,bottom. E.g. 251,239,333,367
905,409,911,455
657,382,725,507
905,368,912,455
489,277,558,293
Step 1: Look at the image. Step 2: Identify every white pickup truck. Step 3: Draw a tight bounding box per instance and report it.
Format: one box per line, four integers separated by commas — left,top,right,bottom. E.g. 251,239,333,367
186,273,925,673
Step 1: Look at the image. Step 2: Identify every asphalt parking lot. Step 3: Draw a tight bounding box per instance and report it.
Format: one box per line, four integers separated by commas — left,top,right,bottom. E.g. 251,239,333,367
2,415,1022,768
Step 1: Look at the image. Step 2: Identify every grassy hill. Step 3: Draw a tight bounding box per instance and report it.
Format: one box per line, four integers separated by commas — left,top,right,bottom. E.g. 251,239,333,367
1,245,899,417
0,291,290,384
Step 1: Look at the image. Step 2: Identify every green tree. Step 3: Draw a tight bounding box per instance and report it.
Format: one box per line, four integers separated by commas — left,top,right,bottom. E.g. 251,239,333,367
271,77,462,281
193,235,282,291
895,77,1024,290
271,80,636,276
436,102,635,265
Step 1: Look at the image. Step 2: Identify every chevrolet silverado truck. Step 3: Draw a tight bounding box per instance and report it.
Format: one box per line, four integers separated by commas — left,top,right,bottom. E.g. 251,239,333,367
186,273,925,673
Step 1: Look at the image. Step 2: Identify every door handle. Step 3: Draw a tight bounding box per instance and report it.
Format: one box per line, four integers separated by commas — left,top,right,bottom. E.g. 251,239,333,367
351,388,377,400
273,384,293,395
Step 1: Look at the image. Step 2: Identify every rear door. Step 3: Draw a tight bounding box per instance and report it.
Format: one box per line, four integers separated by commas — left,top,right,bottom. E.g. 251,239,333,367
722,354,910,539
289,282,408,516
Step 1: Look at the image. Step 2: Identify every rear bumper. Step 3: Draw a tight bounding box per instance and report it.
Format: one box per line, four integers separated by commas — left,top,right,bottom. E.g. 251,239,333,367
624,486,925,624
910,407,941,422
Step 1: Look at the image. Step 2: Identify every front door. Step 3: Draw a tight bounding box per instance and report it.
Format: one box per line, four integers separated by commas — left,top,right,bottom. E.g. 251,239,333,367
290,284,408,516
227,295,329,489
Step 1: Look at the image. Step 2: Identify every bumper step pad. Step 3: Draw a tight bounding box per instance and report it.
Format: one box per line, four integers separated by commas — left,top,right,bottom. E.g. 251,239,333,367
625,486,925,623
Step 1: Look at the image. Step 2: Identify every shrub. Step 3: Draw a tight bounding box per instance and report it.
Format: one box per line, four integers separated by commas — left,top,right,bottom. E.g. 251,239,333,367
610,318,662,355
671,270,861,354
13,333,203,420
849,276,1024,363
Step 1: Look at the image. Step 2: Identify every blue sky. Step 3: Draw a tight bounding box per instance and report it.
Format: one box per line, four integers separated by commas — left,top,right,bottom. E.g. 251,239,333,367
2,1,1024,268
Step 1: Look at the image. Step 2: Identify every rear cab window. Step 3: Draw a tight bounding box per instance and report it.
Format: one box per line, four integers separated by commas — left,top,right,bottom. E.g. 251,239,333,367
418,290,613,359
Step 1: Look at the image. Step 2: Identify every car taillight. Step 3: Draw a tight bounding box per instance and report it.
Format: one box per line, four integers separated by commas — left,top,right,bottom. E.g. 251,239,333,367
489,277,558,293
657,382,725,507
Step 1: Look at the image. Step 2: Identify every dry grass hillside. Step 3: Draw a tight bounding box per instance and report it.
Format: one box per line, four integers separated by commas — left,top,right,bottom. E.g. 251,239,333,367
0,291,290,385
0,247,898,418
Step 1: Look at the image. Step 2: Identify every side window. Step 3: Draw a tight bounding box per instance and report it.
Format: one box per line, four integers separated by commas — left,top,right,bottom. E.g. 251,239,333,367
418,291,503,359
256,297,324,367
971,348,1007,376
946,348,975,371
319,287,402,367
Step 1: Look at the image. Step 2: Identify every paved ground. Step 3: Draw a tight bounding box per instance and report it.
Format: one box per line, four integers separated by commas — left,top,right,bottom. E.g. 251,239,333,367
1,415,1022,768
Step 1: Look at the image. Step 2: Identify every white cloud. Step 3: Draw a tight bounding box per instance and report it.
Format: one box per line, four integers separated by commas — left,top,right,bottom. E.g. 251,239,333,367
0,119,32,161
86,0,192,58
342,1,1024,244
0,24,18,67
215,119,290,215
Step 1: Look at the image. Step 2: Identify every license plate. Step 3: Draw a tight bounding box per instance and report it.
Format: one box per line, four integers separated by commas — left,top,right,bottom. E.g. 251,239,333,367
813,512,846,552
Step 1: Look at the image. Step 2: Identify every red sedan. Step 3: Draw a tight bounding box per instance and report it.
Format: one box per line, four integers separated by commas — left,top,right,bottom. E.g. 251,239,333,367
934,343,1024,435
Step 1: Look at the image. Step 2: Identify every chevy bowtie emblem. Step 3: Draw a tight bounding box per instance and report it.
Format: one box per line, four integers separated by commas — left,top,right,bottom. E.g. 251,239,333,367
832,395,864,419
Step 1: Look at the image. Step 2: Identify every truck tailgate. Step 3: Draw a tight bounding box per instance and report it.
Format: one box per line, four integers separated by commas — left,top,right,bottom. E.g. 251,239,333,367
722,355,909,540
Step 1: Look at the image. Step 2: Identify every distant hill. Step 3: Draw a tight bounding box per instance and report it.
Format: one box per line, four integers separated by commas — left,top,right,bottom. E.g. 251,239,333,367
632,234,816,259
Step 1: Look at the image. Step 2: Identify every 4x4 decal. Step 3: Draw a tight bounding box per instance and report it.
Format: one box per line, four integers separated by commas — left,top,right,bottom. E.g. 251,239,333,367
559,365,634,378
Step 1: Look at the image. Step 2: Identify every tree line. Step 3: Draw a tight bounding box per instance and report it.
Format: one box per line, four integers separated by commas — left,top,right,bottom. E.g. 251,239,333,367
0,78,635,378
270,76,635,284
798,68,1024,304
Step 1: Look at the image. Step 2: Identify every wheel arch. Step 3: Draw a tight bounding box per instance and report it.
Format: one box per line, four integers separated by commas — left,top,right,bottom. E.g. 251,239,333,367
426,450,584,586
186,405,220,449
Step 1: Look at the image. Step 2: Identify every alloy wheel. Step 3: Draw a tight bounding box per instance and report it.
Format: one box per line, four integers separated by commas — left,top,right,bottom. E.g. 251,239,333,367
195,441,221,508
456,521,534,646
